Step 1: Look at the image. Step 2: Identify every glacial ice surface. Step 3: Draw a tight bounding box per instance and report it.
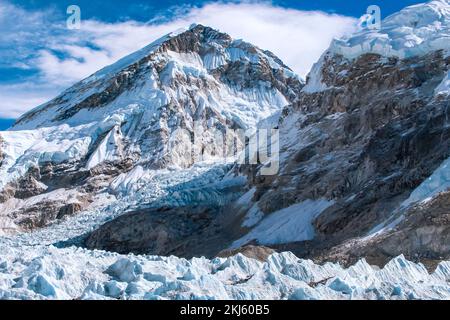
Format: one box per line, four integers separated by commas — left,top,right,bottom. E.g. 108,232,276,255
1,159,449,300
1,242,450,300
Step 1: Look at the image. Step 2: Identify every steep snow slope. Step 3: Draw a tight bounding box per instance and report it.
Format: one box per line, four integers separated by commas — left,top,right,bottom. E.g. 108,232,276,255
435,67,450,94
232,199,334,247
401,155,450,208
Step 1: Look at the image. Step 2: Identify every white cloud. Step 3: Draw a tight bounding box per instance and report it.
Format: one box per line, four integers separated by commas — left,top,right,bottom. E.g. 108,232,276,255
0,83,56,118
175,3,357,77
0,1,358,118
34,46,113,85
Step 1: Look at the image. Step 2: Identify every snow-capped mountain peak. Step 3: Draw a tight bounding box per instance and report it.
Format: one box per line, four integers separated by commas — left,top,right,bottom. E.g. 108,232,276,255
0,24,303,234
14,24,301,130
304,0,450,93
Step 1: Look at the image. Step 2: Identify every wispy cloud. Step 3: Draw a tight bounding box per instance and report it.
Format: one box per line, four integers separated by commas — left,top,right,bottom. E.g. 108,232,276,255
0,1,358,118
0,83,57,118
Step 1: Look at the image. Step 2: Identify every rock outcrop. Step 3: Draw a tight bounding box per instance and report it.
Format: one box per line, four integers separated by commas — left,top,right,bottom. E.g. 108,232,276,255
85,205,227,257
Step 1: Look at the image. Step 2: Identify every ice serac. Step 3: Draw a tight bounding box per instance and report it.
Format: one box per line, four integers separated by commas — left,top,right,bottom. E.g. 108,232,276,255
331,0,450,60
1,242,450,300
230,0,450,268
0,24,303,233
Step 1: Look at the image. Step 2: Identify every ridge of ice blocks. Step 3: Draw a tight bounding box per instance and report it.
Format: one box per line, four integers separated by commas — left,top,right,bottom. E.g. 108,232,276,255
1,243,449,300
330,0,450,60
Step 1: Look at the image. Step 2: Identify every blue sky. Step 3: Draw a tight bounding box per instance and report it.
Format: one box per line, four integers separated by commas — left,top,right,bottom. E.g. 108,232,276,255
9,0,422,21
0,0,426,130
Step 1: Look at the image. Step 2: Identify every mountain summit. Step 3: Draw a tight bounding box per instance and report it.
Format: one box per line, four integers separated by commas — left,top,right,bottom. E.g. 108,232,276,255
0,25,302,235
14,24,301,130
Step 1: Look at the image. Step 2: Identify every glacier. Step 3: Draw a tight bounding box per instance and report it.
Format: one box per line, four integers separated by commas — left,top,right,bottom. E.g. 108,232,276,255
1,242,450,300
1,157,449,300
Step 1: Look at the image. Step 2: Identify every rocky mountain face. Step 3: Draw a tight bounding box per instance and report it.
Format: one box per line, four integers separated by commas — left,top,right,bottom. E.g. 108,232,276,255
226,0,450,268
1,1,450,272
0,25,302,234
240,50,450,268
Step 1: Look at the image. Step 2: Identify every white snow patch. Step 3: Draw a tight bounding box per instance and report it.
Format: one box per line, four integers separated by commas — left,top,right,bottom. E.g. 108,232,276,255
242,203,264,228
435,70,450,95
233,199,334,247
302,54,330,93
401,155,450,208
86,126,123,169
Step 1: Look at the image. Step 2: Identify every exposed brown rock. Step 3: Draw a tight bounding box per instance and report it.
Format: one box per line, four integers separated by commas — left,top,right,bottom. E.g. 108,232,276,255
84,205,232,258
217,245,276,262
15,195,88,231
315,191,450,271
